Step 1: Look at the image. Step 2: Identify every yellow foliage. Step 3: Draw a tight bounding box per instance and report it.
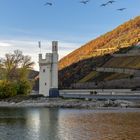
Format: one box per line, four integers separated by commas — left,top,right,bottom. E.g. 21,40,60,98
59,16,140,70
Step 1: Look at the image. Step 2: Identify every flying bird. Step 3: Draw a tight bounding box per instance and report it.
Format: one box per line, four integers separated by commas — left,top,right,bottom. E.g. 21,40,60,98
44,2,53,6
107,0,116,4
80,0,89,4
100,1,115,7
117,8,126,11
100,3,108,7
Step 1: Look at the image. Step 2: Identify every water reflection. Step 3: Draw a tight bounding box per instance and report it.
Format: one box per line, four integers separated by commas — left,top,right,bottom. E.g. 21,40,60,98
57,109,140,140
26,108,60,140
0,108,140,140
0,108,60,140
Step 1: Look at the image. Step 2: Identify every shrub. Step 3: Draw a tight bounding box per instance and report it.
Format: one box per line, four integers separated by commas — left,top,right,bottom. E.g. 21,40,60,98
0,81,17,98
16,80,32,95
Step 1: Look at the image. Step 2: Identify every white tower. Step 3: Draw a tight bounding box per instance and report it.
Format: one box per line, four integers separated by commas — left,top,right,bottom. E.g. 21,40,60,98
51,41,58,89
39,41,59,97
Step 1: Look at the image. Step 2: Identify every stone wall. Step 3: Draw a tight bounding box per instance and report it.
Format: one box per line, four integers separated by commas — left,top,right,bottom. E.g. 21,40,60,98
72,77,140,89
96,67,140,76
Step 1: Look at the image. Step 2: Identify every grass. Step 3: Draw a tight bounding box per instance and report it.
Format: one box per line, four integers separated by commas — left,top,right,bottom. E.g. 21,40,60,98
103,56,140,69
78,71,98,83
104,73,130,81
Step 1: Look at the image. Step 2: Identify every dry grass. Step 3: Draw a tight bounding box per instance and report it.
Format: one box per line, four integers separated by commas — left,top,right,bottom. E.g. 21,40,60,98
103,56,140,69
78,71,98,83
104,73,130,81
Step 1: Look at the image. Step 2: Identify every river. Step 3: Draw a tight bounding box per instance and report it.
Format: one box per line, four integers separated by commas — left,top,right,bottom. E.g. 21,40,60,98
0,108,140,140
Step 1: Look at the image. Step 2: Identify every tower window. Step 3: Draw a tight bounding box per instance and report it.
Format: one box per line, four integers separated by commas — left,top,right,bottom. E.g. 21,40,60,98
43,69,45,72
53,46,57,51
45,83,47,86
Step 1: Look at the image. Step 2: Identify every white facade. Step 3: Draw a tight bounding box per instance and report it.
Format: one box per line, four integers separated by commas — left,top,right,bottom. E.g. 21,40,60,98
39,41,58,96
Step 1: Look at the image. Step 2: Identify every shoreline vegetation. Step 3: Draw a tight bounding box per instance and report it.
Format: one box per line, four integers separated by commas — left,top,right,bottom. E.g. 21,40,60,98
0,50,35,99
0,95,140,108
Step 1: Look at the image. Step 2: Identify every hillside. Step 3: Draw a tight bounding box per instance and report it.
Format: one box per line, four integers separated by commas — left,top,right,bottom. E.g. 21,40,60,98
58,16,140,89
59,16,140,70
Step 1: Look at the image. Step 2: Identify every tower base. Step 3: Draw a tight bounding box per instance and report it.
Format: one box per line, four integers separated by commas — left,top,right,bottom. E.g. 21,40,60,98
49,88,59,98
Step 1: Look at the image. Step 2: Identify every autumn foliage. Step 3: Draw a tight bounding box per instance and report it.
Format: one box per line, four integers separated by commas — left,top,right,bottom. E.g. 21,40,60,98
58,16,140,88
59,16,140,70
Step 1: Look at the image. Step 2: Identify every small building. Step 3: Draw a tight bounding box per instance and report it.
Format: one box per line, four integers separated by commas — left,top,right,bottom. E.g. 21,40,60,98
39,41,59,97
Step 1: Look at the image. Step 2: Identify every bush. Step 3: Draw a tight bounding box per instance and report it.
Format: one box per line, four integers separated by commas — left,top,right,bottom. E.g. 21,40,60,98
0,81,17,98
16,80,32,95
0,79,32,99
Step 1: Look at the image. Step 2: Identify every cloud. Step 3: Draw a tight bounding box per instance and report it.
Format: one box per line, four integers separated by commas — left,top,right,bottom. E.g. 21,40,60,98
0,42,12,47
0,39,81,70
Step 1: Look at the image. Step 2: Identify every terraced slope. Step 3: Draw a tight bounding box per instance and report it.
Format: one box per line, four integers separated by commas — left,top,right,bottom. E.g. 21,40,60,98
59,16,140,89
77,47,140,85
59,16,140,70
78,72,130,83
103,56,140,69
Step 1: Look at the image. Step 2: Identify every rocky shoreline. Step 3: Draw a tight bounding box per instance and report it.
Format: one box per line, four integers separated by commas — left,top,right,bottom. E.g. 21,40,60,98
0,95,140,108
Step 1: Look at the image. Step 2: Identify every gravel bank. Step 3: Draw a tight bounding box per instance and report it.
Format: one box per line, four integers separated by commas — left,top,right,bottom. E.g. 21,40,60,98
0,95,140,108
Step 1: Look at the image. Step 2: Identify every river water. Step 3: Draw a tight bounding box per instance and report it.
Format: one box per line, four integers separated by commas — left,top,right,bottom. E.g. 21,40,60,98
0,108,140,140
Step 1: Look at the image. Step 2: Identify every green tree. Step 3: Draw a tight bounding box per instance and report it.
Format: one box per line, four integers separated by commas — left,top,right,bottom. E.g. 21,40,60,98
0,50,35,98
0,50,34,81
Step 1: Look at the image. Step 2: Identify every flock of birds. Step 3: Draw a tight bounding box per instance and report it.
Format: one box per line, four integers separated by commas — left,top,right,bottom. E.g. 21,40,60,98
100,0,126,11
44,0,126,11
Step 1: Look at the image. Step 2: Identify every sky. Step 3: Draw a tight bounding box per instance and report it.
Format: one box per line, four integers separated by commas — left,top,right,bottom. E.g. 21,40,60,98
0,0,140,70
